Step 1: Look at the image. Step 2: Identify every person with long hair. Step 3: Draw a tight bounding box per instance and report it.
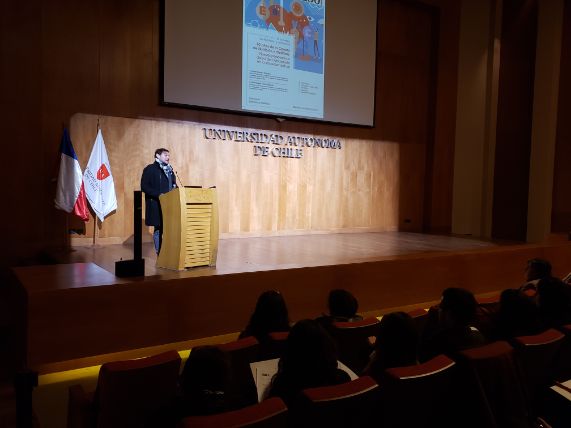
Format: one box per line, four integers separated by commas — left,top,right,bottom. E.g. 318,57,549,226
155,346,230,426
268,319,350,407
239,290,290,343
494,288,543,339
419,288,487,362
178,346,230,416
364,312,418,382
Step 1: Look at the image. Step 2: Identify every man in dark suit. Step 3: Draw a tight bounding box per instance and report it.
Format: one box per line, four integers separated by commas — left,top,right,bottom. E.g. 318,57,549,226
141,148,177,254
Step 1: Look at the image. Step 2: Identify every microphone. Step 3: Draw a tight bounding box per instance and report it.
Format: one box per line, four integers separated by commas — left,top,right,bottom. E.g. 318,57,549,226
174,169,185,188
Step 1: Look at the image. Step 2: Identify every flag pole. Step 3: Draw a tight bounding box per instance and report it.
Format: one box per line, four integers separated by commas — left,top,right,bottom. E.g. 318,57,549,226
92,117,99,246
65,214,70,250
64,122,70,250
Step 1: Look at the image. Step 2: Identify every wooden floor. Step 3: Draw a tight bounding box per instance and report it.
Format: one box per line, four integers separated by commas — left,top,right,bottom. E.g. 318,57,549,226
59,231,496,278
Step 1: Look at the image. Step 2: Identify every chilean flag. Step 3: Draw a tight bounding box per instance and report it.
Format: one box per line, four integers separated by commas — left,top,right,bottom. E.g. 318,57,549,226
55,128,89,221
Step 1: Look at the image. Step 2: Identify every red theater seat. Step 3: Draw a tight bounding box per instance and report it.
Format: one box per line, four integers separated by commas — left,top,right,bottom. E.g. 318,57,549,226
407,308,429,334
458,341,529,428
476,294,501,315
331,318,380,373
474,295,501,338
215,337,260,409
512,328,565,407
477,295,500,304
381,354,458,427
259,332,289,360
268,331,288,343
179,397,287,428
555,324,571,380
560,324,571,335
67,350,181,428
297,376,379,427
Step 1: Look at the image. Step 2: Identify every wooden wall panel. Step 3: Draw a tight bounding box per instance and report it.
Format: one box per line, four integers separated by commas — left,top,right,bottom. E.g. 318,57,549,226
377,0,442,232
492,0,538,241
70,114,401,241
1,0,460,264
0,0,43,261
552,0,571,232
418,0,461,233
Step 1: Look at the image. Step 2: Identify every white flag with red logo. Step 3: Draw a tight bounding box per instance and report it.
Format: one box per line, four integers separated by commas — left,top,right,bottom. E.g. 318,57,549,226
83,129,117,222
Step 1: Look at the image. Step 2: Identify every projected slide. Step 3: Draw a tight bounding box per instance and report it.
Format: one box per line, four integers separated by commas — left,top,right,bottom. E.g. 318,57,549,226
242,0,325,118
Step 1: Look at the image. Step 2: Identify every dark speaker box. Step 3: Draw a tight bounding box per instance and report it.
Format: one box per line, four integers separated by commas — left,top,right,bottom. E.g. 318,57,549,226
115,190,145,277
115,258,145,277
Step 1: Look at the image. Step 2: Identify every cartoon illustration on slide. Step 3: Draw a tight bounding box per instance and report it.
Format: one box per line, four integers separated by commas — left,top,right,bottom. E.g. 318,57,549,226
245,0,325,74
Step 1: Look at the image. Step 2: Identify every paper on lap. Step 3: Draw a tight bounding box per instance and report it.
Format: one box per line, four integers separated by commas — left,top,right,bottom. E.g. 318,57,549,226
250,358,358,403
551,379,571,401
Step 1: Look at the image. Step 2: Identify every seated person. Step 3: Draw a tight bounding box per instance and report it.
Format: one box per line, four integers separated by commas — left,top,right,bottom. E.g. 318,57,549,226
179,346,230,416
268,319,350,407
519,258,553,297
156,346,230,426
537,276,571,327
419,288,487,362
493,288,543,339
364,312,418,382
239,290,290,343
316,289,363,327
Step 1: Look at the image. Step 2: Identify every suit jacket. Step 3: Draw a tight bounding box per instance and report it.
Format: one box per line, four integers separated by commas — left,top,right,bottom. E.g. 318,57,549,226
140,161,177,227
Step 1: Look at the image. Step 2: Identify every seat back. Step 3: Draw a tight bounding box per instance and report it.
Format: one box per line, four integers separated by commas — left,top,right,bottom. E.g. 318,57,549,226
407,308,429,335
381,354,458,428
94,350,181,428
476,295,501,333
331,318,380,373
458,341,529,428
512,328,565,405
296,376,379,428
477,294,500,307
179,397,287,428
216,337,260,409
258,332,289,360
555,324,571,380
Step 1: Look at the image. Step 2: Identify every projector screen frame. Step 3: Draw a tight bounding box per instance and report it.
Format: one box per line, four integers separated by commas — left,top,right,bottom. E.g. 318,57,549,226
158,0,379,129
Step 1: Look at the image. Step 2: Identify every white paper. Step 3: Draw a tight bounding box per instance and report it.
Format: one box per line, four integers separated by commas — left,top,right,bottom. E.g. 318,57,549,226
250,358,358,402
551,379,571,401
250,358,280,402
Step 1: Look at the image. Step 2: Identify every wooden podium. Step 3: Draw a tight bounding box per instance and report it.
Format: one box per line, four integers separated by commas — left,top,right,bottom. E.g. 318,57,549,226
157,187,219,270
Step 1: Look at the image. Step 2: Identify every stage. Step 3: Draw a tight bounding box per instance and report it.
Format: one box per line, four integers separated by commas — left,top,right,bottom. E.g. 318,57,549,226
63,231,496,278
11,231,571,373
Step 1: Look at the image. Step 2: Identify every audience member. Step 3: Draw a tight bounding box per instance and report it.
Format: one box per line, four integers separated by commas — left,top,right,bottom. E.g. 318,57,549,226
419,288,487,362
316,289,363,328
537,276,571,327
178,346,230,417
239,290,290,343
364,312,418,382
493,288,543,339
520,258,553,297
268,319,350,407
155,346,230,426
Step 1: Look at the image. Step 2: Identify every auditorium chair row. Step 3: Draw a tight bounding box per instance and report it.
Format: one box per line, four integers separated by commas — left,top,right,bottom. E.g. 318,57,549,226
66,324,571,428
